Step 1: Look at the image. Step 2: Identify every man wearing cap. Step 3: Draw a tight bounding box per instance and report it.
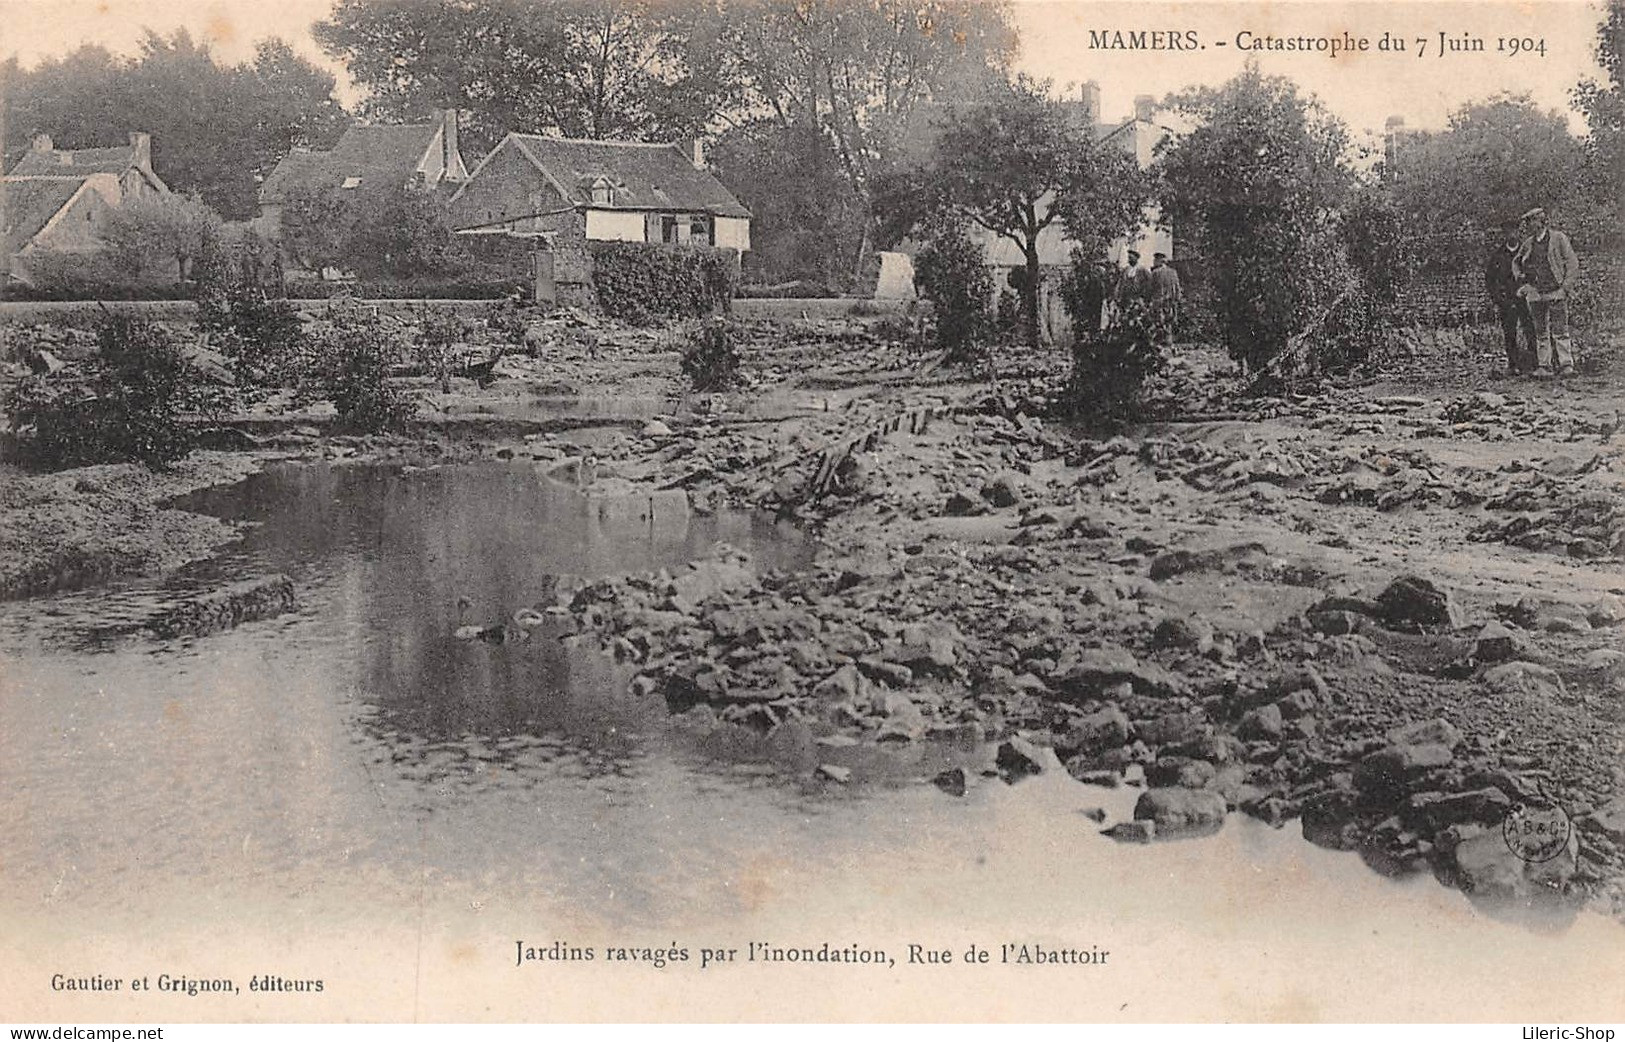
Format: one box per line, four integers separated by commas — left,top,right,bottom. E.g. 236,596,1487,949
1115,249,1151,314
1514,207,1580,376
1149,252,1182,344
1485,220,1535,375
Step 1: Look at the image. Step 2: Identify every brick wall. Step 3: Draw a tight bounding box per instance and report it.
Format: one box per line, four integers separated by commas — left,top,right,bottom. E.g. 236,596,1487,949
1397,247,1625,328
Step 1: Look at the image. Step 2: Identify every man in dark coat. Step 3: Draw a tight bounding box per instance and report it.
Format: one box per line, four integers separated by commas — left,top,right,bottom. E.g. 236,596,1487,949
1485,220,1535,376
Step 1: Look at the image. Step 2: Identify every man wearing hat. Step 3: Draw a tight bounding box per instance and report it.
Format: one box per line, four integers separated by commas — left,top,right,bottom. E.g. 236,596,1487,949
1514,207,1580,376
1485,220,1535,375
1149,251,1182,345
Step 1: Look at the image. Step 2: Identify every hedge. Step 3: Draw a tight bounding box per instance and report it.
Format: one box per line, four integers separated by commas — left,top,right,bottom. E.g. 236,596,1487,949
284,277,525,300
588,242,738,322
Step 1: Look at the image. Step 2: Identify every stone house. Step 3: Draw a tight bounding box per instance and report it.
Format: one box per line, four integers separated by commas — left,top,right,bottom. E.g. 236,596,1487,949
256,108,468,264
444,134,751,306
2,132,169,285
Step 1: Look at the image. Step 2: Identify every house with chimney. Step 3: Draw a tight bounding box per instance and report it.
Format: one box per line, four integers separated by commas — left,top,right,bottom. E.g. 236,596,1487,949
446,135,751,251
2,131,169,285
256,108,468,265
890,82,1179,340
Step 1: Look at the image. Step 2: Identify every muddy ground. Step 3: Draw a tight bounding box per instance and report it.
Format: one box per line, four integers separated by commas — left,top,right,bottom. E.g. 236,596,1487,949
3,306,1623,920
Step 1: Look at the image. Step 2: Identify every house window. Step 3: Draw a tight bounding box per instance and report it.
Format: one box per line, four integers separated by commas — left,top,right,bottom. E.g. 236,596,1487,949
661,215,678,244
590,181,613,206
689,216,710,244
341,176,363,189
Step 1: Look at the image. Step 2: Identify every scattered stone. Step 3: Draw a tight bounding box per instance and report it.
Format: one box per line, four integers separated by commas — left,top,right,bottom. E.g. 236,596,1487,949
1353,741,1454,798
1080,806,1108,823
641,419,674,438
1481,661,1566,699
996,735,1049,780
1132,788,1227,833
1238,704,1284,741
816,763,853,784
1473,621,1526,663
1103,820,1156,843
981,474,1025,509
1058,704,1131,754
932,766,969,797
1376,574,1465,632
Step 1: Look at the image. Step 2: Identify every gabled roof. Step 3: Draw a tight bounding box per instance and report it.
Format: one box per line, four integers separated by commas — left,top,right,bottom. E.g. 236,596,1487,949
486,135,750,219
4,176,92,255
8,144,138,177
260,122,442,203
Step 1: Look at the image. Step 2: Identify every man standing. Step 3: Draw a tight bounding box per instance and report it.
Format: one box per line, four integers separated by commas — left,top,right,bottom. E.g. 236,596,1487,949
1149,251,1182,344
1114,249,1151,317
1484,220,1535,375
1514,207,1580,377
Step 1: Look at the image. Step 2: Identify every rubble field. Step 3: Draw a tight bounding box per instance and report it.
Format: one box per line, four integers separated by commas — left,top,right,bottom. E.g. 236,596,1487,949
4,306,1623,918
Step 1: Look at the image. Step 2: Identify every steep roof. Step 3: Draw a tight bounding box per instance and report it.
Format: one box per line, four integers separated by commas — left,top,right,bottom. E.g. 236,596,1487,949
500,135,750,219
3,176,90,255
260,122,441,203
8,144,138,177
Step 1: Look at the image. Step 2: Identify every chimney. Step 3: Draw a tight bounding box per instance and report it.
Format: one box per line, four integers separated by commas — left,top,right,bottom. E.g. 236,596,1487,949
128,131,151,167
30,132,53,152
437,109,464,181
689,137,705,170
1079,81,1101,125
1133,95,1155,122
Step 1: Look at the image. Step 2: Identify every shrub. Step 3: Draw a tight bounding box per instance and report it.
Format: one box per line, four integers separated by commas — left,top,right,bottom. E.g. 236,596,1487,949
588,243,739,321
1063,299,1170,425
5,316,210,469
913,223,993,367
681,318,742,391
195,245,310,388
310,304,417,433
15,248,185,299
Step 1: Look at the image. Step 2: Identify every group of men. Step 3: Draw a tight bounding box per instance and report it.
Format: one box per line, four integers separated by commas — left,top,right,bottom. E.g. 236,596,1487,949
1074,248,1182,337
1485,206,1580,378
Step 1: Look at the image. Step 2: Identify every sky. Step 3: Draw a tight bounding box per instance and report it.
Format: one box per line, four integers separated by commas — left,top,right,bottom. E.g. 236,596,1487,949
0,0,1610,144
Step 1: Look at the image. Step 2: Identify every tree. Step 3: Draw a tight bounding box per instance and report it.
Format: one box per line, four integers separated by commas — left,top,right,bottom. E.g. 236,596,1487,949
1158,64,1357,371
3,31,347,219
100,193,223,282
315,0,1017,287
719,0,1017,282
313,0,735,151
1573,0,1625,223
1383,93,1588,239
885,75,1149,346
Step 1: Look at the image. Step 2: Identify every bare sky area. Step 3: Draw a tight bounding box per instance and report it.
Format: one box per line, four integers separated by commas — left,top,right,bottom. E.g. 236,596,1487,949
1,0,1610,142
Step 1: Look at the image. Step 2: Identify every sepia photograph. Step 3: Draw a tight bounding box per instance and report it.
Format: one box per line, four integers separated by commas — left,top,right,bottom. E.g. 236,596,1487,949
0,0,1622,1026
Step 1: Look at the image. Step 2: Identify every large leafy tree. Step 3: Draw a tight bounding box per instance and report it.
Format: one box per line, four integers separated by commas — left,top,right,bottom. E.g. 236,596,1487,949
1573,0,1625,223
883,75,1149,346
718,0,1017,282
1158,64,1357,371
1382,93,1588,239
313,0,737,150
3,31,347,219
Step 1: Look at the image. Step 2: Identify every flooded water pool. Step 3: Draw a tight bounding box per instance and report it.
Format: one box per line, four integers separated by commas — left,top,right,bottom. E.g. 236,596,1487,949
1,462,1619,1021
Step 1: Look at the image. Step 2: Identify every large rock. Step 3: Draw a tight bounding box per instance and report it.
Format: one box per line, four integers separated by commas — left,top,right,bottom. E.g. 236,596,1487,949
1444,826,1577,904
1377,575,1465,632
1400,787,1512,833
1134,711,1210,747
1482,661,1566,699
1353,741,1454,798
1057,704,1131,754
1132,788,1228,834
1238,704,1284,741
1052,645,1186,699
